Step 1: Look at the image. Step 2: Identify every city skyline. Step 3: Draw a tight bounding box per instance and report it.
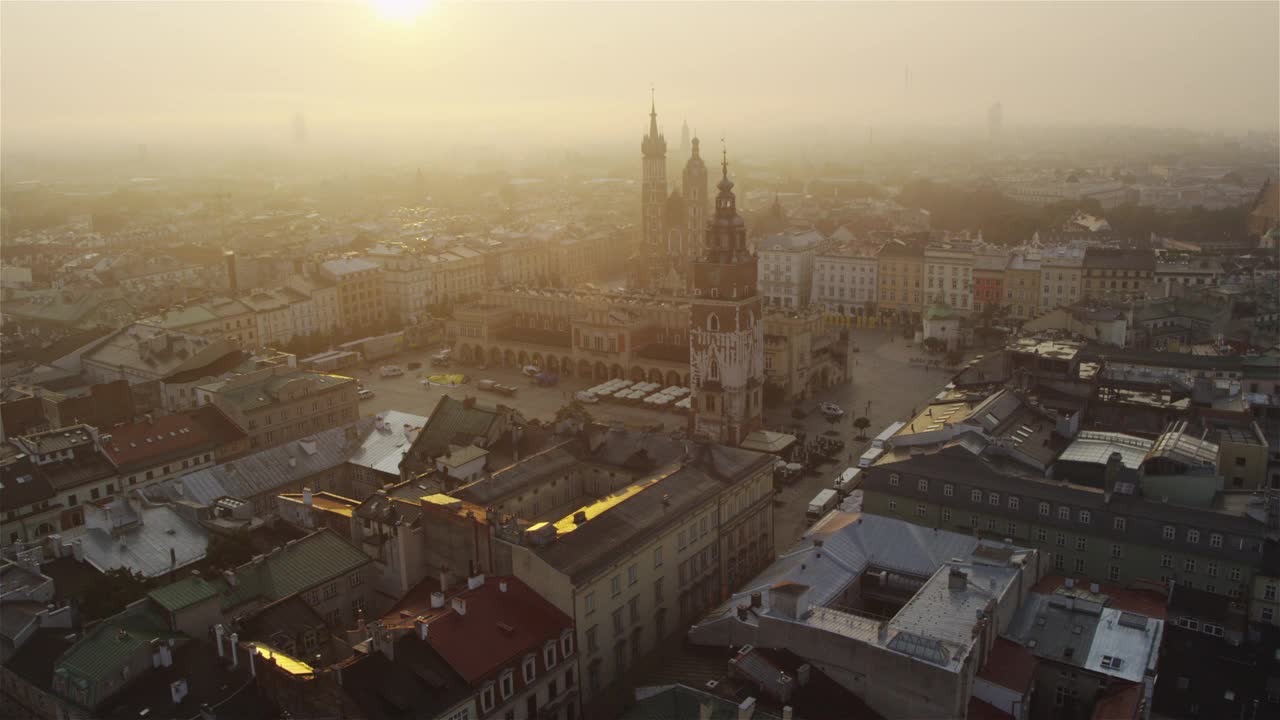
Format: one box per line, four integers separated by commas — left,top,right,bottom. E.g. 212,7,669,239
3,1,1278,153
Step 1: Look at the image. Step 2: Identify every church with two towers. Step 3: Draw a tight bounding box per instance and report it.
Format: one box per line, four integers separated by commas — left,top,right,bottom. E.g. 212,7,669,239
636,95,764,446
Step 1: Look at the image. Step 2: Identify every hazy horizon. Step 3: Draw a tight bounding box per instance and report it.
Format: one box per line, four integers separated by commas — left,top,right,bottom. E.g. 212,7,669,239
3,1,1279,155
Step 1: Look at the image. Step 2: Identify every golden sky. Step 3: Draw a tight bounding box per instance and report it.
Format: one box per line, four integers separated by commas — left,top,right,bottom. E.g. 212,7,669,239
2,1,1277,150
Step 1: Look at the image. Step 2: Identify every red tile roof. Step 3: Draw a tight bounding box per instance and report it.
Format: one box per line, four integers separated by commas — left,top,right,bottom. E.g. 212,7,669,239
101,414,212,471
977,638,1037,695
967,697,1015,720
1031,574,1168,619
1091,682,1142,720
399,576,572,686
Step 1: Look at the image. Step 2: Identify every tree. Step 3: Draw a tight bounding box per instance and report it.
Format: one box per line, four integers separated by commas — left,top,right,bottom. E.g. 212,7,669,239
853,416,871,440
205,530,256,572
81,568,152,621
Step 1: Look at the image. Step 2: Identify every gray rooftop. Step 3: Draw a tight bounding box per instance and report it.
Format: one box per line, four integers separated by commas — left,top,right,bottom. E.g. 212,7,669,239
347,410,428,477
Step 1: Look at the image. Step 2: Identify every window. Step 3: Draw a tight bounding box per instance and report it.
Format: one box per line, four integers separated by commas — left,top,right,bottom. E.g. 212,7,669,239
481,683,495,712
1209,533,1222,548
1075,538,1087,552
1078,510,1090,524
1114,517,1126,532
1161,553,1173,569
500,670,514,699
1163,525,1176,541
628,564,638,587
889,473,900,487
653,546,663,567
522,654,536,683
1184,559,1197,573
1039,502,1050,517
917,478,928,492
1008,496,1019,510
1058,506,1070,520
989,492,1000,506
1187,529,1200,544
944,484,954,497
971,489,982,503
544,642,557,669
611,575,621,597
1109,565,1120,582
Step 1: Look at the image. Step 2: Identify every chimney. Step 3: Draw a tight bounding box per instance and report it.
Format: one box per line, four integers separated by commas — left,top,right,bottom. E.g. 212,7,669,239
1104,451,1124,501
415,616,429,641
452,597,467,616
230,633,239,668
737,696,757,720
303,487,313,506
430,591,445,609
948,568,968,591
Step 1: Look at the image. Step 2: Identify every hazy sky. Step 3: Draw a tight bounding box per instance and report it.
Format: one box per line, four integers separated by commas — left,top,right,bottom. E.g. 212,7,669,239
3,1,1277,152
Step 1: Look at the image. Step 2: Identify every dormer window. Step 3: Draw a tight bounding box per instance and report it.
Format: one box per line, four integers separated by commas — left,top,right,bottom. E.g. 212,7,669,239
500,670,514,699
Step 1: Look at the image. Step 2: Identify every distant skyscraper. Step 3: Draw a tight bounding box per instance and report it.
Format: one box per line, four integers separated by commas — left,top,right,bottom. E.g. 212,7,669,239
639,91,668,289
293,112,307,145
688,147,764,446
988,102,1003,142
680,118,690,156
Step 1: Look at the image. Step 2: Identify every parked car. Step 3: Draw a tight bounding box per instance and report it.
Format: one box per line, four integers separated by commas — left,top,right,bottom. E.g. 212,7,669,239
357,389,376,401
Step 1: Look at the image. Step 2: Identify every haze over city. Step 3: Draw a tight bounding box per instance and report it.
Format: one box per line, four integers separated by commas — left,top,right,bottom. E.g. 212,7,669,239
2,3,1280,720
3,0,1278,156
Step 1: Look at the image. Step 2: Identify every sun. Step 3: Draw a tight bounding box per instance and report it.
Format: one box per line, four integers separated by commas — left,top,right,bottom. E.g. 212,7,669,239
371,0,434,25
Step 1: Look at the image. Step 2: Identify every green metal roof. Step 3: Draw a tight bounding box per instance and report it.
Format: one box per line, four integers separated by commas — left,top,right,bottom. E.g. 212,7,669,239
213,529,370,610
148,576,219,613
415,396,498,458
55,606,177,687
